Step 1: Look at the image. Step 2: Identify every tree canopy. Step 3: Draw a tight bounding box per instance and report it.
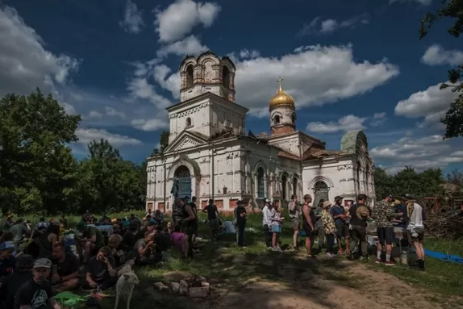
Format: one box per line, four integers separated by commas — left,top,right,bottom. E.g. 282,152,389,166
420,0,463,139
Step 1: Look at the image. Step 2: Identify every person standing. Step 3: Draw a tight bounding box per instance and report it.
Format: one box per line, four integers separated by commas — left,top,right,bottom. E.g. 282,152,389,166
262,199,273,248
189,196,198,244
181,198,197,258
372,194,396,265
202,199,221,240
172,198,185,226
314,200,325,249
406,196,426,271
348,194,370,261
330,196,350,255
321,201,337,257
235,200,247,248
271,203,284,252
288,194,301,250
301,194,316,258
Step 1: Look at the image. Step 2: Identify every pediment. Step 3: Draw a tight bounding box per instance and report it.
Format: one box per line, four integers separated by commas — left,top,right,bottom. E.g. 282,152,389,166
165,131,207,153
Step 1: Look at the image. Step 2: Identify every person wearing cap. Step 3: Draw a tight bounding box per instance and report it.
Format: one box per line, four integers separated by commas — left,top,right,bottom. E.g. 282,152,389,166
50,240,80,293
137,219,157,239
347,194,370,261
15,258,62,309
77,222,105,264
321,201,337,257
372,194,396,265
331,196,350,255
301,194,316,257
84,246,117,290
0,254,33,309
234,200,247,247
120,221,139,253
262,199,273,248
405,196,426,271
288,194,301,250
0,241,16,279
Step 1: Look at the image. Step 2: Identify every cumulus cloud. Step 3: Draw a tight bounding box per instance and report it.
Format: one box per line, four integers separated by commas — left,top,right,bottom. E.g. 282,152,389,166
298,14,369,36
370,134,463,173
394,82,459,127
389,0,433,5
0,6,80,97
76,128,142,146
155,44,399,117
421,44,463,66
130,118,169,131
157,35,208,58
119,0,144,34
370,112,387,127
154,0,221,43
307,115,367,133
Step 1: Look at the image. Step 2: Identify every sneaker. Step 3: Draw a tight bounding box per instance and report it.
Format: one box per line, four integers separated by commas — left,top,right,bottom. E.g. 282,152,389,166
384,261,394,266
325,253,334,258
375,258,382,264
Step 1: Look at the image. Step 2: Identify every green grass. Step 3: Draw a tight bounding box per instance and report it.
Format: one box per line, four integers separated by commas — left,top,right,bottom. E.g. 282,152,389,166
6,212,463,308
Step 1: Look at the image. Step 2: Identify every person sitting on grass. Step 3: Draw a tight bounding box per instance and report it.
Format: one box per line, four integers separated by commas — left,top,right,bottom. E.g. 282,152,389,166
77,222,105,264
49,240,80,293
0,254,33,309
0,241,17,281
15,258,63,309
171,224,185,256
154,209,164,226
83,246,117,291
134,232,157,266
10,219,29,247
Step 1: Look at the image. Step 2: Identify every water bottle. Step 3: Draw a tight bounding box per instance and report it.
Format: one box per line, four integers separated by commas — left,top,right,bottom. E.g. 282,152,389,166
400,250,408,265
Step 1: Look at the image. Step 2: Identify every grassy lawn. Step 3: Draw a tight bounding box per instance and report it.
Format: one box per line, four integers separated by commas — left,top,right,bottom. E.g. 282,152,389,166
8,211,463,308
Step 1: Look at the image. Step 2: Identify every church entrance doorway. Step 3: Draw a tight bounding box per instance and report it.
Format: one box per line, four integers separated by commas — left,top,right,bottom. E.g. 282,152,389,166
174,165,191,200
313,181,329,208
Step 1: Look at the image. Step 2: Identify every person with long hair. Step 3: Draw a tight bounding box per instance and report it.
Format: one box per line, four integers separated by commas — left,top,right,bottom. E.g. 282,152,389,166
271,203,284,252
406,196,426,271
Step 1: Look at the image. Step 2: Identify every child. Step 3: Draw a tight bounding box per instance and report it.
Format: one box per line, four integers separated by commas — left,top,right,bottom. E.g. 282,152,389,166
171,225,185,256
271,203,284,252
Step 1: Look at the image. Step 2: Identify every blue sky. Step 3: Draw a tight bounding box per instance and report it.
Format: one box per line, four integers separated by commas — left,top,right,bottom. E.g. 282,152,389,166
0,0,462,174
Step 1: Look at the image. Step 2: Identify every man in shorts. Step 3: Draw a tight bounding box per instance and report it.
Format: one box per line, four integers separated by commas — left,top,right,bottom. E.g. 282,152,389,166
406,196,426,271
372,193,396,265
330,196,350,255
181,199,197,258
301,194,316,257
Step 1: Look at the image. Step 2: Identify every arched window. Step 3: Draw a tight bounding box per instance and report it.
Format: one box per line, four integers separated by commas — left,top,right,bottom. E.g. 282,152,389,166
222,66,230,88
356,161,361,193
282,174,288,200
186,65,194,88
292,177,298,196
313,181,329,208
291,113,296,124
186,117,192,127
257,167,265,198
274,115,280,124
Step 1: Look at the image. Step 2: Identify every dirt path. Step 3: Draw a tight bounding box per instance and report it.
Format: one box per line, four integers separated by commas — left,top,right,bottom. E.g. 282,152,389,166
202,259,451,309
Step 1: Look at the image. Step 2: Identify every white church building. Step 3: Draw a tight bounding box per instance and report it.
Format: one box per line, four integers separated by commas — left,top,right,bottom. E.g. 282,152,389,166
146,51,375,212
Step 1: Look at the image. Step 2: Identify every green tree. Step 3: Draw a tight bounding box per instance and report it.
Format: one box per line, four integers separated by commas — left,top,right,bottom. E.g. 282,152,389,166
420,0,463,139
373,167,394,199
0,90,81,215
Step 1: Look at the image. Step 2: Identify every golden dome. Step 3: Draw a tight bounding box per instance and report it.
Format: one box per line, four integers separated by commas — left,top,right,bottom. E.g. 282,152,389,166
269,77,295,109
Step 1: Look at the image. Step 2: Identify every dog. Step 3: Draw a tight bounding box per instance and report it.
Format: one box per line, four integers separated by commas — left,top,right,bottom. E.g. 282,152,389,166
114,271,140,309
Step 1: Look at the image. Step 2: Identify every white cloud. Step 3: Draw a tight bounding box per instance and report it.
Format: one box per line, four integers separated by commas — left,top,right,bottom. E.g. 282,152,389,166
157,35,208,58
131,118,169,131
119,0,144,34
154,0,221,43
105,106,125,119
76,128,142,146
156,44,399,117
0,6,79,97
307,115,367,133
126,77,171,108
370,112,387,127
239,49,260,59
299,14,369,36
389,0,433,6
152,65,180,98
370,134,463,172
394,82,459,127
421,44,463,66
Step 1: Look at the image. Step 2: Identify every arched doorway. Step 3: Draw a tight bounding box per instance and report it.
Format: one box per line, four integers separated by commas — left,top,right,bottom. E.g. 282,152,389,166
313,181,329,208
282,173,288,200
174,165,191,199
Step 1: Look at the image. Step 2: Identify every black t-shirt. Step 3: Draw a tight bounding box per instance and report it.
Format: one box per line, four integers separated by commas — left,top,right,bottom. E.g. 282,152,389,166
52,253,79,277
0,272,32,309
182,205,197,227
122,231,138,250
14,279,53,309
87,256,116,283
236,207,247,225
154,232,172,253
204,205,218,220
349,204,369,227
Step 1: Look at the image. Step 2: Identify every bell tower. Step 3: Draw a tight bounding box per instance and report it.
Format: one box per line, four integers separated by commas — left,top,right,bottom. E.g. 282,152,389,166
269,78,296,135
179,51,236,102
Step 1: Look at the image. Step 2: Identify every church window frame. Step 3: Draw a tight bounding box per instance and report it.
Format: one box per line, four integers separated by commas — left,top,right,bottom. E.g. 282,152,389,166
186,65,194,88
274,115,280,124
186,117,192,127
222,65,230,88
291,113,296,124
281,173,288,200
313,180,329,208
257,167,265,198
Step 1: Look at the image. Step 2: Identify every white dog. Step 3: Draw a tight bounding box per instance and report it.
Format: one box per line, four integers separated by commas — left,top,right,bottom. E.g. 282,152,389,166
114,271,140,309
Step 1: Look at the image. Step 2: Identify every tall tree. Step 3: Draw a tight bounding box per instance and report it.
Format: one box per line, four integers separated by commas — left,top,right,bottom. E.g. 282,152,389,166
0,90,81,215
420,0,463,139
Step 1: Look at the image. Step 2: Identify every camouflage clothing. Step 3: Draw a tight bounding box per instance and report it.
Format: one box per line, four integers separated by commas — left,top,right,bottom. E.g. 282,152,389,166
372,200,395,228
321,209,336,234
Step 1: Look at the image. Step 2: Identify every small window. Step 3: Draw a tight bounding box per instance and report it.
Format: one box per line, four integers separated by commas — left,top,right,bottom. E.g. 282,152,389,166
274,115,280,124
291,113,296,124
186,65,194,88
186,117,192,127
